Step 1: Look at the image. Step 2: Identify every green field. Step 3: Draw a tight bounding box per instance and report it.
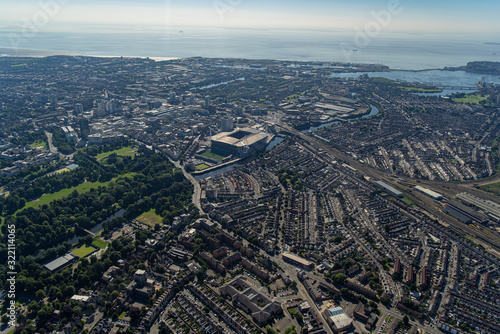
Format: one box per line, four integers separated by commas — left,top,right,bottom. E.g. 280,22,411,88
96,146,137,161
136,208,163,226
453,94,490,105
55,167,71,174
17,173,137,214
200,151,226,162
91,238,108,249
403,197,415,206
19,180,110,212
30,140,47,149
478,182,500,197
400,86,442,93
72,245,97,258
196,163,210,171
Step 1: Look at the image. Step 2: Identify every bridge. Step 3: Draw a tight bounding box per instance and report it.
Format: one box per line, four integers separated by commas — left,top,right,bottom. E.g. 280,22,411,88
436,86,477,90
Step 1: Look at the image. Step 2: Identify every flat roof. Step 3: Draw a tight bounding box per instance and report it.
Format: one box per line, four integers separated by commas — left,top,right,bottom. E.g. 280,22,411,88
44,253,75,272
71,295,91,302
330,313,352,330
375,181,403,197
283,252,314,267
457,192,500,218
414,185,443,199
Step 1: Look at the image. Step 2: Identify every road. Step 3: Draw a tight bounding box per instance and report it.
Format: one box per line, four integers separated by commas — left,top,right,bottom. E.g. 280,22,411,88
44,131,58,154
171,160,204,213
83,311,103,332
272,252,334,334
375,309,442,334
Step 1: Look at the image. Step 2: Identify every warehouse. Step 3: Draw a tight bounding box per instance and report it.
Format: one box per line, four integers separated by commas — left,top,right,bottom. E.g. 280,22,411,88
456,192,500,222
414,185,443,200
375,181,403,198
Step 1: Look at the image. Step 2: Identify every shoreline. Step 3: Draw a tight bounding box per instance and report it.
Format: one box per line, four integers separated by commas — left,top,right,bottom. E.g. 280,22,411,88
0,47,179,61
0,47,498,77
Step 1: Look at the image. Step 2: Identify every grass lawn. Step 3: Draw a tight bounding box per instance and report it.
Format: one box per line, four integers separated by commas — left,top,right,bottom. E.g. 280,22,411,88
196,163,210,171
119,311,131,321
72,245,96,258
15,173,137,214
91,238,108,249
453,94,490,105
200,150,226,162
399,86,442,93
403,197,415,205
30,140,47,149
96,146,137,161
55,167,71,174
19,180,110,212
478,182,500,197
136,208,163,226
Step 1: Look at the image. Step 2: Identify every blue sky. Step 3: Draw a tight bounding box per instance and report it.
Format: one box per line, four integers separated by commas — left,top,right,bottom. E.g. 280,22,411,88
0,0,499,36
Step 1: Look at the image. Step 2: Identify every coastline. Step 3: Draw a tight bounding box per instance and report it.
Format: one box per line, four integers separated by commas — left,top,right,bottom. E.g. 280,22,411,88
0,47,179,61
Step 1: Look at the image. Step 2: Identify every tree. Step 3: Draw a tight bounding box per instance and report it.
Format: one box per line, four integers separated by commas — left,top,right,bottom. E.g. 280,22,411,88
332,273,347,285
265,325,277,334
111,290,120,300
296,312,303,326
130,306,141,323
36,289,46,300
403,315,409,327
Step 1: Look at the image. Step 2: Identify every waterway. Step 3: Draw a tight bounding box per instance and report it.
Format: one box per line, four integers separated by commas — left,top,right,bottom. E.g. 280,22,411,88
330,70,500,95
191,77,245,90
66,208,126,244
194,163,241,180
211,65,267,71
301,104,380,133
266,136,285,151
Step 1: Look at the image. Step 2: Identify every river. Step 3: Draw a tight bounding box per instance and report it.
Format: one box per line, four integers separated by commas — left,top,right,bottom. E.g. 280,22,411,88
301,104,380,133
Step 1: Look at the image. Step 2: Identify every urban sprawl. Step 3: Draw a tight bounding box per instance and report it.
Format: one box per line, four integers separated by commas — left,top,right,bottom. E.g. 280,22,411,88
0,56,500,334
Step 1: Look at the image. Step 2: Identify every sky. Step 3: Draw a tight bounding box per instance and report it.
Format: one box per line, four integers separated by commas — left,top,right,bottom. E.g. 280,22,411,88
0,0,499,37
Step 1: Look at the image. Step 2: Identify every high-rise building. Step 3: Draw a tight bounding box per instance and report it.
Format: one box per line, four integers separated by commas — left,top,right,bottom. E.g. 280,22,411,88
221,118,234,132
79,118,90,139
96,101,107,117
74,103,84,115
49,94,58,106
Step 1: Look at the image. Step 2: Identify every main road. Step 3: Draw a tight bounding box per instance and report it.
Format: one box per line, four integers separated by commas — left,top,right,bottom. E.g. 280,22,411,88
171,160,204,213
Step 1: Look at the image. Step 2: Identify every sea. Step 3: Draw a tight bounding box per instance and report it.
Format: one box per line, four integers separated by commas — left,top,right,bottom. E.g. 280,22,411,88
1,27,499,90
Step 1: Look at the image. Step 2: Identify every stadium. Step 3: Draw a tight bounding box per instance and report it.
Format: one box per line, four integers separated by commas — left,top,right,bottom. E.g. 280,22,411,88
210,127,271,158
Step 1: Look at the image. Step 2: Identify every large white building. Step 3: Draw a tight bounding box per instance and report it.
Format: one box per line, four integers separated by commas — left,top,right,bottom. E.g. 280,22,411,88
211,127,270,158
221,118,234,132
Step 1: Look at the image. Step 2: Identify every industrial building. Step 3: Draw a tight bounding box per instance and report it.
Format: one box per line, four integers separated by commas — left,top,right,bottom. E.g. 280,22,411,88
375,181,403,198
414,185,443,200
211,127,271,158
456,192,500,222
444,199,489,225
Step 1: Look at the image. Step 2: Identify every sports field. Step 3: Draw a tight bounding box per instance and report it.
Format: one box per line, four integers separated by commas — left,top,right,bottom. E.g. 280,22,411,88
72,245,97,258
